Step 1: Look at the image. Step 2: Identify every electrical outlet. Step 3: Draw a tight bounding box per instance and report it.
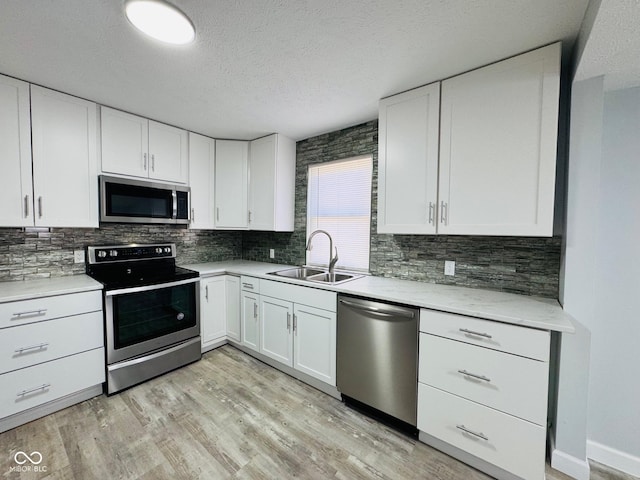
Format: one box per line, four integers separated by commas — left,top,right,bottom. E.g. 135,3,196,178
269,248,275,259
444,260,456,276
74,249,85,264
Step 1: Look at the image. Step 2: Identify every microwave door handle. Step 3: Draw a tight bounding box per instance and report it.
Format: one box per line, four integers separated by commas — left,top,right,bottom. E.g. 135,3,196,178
172,190,177,219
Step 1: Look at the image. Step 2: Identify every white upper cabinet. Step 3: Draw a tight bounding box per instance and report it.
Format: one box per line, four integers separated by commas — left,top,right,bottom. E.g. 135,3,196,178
438,43,560,236
100,106,188,184
188,132,216,229
215,139,249,229
377,82,440,234
248,134,296,231
30,86,99,228
0,74,32,227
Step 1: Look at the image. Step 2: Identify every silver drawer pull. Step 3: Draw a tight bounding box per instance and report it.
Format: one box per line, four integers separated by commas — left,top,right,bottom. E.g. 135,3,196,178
456,424,488,441
459,328,492,339
458,369,491,382
17,384,51,397
12,309,47,319
15,343,50,354
242,283,254,289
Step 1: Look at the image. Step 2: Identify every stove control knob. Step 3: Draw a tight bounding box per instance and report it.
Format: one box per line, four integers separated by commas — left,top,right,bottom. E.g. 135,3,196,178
109,250,118,257
155,247,163,254
164,247,171,254
97,250,107,258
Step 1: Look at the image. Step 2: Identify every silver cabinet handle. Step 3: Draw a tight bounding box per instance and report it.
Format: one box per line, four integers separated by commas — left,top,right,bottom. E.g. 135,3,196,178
242,283,254,290
458,369,491,383
428,202,435,225
253,302,258,319
287,312,291,330
143,152,147,170
248,210,252,223
456,424,488,441
459,328,493,339
216,207,220,221
151,154,155,171
24,195,30,218
15,343,49,354
191,208,195,222
12,309,47,320
293,313,297,333
440,201,448,225
38,196,43,218
17,384,50,397
205,285,209,301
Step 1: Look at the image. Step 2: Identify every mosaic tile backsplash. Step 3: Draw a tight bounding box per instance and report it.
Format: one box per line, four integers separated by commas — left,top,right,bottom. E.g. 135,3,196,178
0,120,561,298
0,224,242,282
242,120,562,298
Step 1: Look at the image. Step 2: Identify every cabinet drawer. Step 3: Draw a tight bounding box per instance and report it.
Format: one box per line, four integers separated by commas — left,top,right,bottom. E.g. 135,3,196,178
260,279,336,312
420,309,549,361
240,276,260,293
0,290,102,329
418,383,545,480
419,334,548,425
0,348,105,419
0,311,104,374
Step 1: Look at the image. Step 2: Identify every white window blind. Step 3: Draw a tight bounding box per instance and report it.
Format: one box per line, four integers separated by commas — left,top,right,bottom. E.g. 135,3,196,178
306,155,372,272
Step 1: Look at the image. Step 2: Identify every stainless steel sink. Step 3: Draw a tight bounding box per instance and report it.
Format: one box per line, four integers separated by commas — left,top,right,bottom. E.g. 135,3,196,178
268,267,362,285
268,267,326,280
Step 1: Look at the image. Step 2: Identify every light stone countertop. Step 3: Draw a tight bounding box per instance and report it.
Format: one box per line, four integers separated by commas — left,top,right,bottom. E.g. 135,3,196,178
0,275,103,304
182,260,575,333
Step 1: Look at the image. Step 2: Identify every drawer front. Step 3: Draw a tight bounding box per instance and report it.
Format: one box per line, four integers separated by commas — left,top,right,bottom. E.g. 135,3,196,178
419,334,548,425
260,279,336,312
240,276,260,293
0,311,104,374
420,308,550,361
418,383,545,480
0,348,105,419
0,290,102,329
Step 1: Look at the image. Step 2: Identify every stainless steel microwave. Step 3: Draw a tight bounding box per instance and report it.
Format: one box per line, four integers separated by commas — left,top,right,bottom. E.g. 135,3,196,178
99,175,190,224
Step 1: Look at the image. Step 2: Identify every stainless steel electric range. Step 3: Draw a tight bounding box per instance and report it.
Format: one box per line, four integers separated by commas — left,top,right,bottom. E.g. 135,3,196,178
86,243,201,395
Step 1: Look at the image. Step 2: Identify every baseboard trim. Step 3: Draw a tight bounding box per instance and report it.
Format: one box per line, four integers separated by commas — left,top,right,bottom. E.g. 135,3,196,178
587,440,640,477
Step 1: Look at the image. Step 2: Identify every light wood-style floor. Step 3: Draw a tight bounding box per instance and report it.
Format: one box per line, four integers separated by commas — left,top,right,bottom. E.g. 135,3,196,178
0,345,633,479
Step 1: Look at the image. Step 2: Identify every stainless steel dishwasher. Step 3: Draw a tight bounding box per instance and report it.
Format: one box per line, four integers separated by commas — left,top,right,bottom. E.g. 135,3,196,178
337,295,418,427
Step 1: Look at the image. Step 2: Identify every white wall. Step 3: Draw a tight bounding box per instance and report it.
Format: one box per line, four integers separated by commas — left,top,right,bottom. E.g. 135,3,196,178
557,80,640,479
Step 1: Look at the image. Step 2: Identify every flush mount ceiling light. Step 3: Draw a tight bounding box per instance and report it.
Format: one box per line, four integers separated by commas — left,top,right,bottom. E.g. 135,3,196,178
125,0,195,45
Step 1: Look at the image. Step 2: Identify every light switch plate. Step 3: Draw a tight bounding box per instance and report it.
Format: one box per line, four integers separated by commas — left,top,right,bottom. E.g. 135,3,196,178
444,260,455,276
269,248,275,259
74,249,85,264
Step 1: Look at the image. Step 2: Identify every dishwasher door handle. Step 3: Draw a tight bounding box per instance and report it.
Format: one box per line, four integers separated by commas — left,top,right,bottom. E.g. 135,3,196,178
339,298,415,319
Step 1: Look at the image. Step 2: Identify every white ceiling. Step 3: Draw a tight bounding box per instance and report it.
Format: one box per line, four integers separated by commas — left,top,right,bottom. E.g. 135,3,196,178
574,0,640,91
0,0,589,141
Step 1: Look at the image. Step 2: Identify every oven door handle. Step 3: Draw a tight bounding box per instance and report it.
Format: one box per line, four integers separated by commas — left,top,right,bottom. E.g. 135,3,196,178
105,277,200,297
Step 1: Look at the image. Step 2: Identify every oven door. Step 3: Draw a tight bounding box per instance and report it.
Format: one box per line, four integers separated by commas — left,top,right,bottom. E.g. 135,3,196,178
104,278,200,364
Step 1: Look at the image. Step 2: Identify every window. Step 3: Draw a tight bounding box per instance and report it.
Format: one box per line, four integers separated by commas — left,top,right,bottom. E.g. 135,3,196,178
306,155,372,272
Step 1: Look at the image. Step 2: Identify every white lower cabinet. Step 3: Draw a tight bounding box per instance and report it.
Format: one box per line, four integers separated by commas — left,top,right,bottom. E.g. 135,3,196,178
417,308,550,480
0,289,105,432
260,296,293,365
292,304,336,386
200,275,241,351
241,291,261,352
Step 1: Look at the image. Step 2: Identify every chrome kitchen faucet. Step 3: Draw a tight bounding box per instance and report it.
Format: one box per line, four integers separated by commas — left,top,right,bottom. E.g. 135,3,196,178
306,230,339,273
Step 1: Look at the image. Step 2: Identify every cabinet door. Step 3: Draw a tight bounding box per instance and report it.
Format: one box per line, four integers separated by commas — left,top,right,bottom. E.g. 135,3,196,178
215,140,248,229
200,276,227,351
226,276,241,342
241,292,260,352
260,296,293,366
188,132,215,229
438,43,560,236
31,86,99,228
378,82,440,234
100,107,149,178
248,134,295,231
293,304,336,386
0,74,32,227
148,120,188,184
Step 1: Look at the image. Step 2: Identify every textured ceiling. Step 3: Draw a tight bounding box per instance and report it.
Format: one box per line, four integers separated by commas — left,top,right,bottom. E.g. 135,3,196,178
574,0,640,91
0,0,589,141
